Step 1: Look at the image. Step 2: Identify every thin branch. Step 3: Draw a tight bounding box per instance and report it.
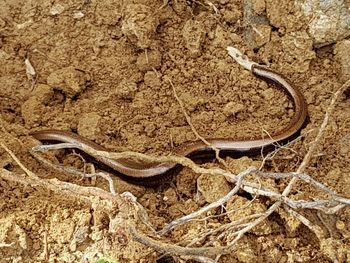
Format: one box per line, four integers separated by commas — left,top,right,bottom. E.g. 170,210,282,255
167,77,228,168
158,167,256,235
30,150,117,195
0,142,121,204
129,225,227,257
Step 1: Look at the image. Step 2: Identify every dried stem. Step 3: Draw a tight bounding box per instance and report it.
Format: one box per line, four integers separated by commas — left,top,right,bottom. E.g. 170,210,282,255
0,142,121,204
3,77,348,261
127,79,350,258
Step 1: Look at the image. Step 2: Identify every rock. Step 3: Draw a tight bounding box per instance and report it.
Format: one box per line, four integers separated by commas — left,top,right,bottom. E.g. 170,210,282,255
263,0,350,47
298,0,350,47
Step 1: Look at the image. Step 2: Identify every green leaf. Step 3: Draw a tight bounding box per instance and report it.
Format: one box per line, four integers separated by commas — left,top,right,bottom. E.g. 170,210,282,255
94,257,119,263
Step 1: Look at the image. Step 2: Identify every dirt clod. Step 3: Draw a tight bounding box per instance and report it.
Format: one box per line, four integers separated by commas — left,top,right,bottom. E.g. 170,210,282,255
47,66,90,98
197,173,231,203
136,49,162,72
121,4,160,49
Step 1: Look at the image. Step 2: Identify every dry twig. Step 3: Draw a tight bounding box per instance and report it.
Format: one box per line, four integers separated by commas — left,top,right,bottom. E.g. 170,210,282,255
3,73,348,261
0,142,121,204
167,77,228,169
124,78,350,258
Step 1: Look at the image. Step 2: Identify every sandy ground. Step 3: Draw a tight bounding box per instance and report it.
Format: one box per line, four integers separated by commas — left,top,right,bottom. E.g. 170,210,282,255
0,0,350,262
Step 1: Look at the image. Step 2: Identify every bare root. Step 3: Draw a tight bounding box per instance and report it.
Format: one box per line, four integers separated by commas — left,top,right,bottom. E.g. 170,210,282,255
1,78,350,262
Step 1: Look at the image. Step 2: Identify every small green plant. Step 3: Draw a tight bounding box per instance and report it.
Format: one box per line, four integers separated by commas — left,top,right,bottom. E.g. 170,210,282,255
94,257,119,263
